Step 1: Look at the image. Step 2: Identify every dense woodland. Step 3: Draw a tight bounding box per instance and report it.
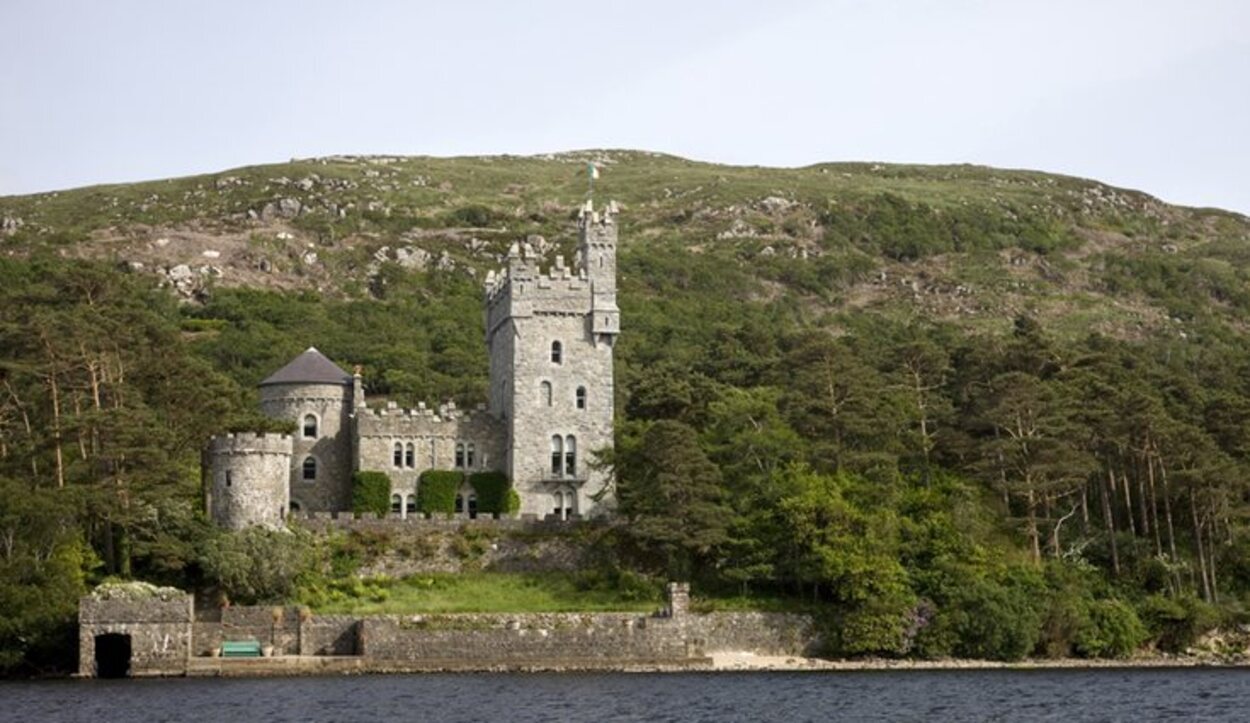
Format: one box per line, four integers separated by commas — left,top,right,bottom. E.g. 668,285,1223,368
4,154,1250,673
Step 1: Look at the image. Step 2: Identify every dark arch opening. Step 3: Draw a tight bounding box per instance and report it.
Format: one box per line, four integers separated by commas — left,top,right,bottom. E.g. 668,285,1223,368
95,633,132,678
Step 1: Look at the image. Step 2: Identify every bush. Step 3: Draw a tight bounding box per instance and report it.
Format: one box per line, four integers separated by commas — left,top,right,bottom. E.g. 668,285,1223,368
918,576,1042,661
469,471,515,516
352,471,392,516
417,470,463,517
1138,594,1222,653
200,527,316,604
1076,599,1147,658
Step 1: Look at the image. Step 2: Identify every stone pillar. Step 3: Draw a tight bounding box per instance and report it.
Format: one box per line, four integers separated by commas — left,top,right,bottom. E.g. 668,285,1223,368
666,582,690,620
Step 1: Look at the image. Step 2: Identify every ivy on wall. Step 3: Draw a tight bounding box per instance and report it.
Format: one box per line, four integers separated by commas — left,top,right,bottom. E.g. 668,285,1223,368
417,470,463,516
351,471,392,515
469,471,518,516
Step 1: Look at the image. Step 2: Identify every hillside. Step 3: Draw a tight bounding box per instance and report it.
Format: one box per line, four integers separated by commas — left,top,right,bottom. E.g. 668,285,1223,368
3,151,1248,342
5,151,1250,674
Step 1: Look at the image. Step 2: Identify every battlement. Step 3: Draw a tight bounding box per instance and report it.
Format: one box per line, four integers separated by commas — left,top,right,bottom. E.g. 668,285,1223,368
578,198,619,233
208,432,294,456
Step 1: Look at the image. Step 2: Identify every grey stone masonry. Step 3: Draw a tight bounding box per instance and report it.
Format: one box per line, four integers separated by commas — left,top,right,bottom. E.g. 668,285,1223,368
485,200,619,518
207,433,292,530
79,585,194,677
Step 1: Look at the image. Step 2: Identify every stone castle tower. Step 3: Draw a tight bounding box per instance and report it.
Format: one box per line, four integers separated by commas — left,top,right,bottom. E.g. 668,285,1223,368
207,201,619,526
206,432,292,530
485,200,619,518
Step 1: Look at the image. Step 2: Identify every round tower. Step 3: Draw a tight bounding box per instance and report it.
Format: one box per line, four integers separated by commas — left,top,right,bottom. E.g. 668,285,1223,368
257,347,355,512
208,433,293,530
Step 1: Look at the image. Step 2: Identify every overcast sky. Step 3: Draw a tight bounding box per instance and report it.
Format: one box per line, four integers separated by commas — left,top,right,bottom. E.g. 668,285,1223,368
2,0,1247,213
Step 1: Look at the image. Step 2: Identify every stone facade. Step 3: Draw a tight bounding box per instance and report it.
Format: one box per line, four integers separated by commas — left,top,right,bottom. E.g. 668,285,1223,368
206,200,619,527
78,585,194,677
207,433,292,530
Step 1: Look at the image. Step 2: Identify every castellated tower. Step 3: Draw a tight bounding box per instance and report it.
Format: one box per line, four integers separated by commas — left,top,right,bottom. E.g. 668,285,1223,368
257,348,355,513
207,433,293,530
484,200,619,518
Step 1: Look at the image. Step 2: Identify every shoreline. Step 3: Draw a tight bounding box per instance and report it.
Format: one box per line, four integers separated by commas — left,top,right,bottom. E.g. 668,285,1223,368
707,652,1250,672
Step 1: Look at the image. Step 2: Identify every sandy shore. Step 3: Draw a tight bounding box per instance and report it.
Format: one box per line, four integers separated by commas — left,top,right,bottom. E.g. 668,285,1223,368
708,651,1248,672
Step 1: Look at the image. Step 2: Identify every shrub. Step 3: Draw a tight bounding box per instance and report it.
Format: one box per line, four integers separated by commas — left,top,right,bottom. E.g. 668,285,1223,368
1076,599,1147,658
417,470,463,517
469,471,514,516
1138,594,1222,653
351,471,392,516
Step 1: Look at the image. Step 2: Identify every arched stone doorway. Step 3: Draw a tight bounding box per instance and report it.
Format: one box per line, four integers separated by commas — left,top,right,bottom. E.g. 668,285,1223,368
94,633,132,678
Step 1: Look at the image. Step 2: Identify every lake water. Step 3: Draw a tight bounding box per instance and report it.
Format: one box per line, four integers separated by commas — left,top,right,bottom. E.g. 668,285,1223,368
2,668,1246,722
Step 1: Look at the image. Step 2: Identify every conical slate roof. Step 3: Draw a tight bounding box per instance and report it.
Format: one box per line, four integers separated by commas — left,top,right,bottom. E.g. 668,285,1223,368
259,347,352,387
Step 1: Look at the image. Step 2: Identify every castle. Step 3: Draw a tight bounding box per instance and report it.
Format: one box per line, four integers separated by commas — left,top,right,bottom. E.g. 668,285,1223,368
205,200,620,527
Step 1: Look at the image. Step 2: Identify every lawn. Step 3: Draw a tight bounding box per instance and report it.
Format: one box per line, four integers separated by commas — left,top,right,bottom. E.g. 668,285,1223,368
308,572,664,615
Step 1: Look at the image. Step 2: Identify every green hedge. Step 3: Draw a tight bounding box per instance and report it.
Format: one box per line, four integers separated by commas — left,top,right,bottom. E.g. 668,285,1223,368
352,471,392,515
469,471,518,516
417,470,463,517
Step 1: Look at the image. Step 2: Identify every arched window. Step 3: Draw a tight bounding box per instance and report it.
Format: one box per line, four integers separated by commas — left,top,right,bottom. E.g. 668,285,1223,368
455,442,466,469
551,341,562,364
550,435,563,476
393,442,403,468
468,493,478,520
575,386,586,410
565,435,576,477
303,414,317,438
405,443,415,468
302,456,317,481
466,443,476,468
455,493,465,515
540,381,552,406
405,495,417,515
553,488,575,520
552,490,565,520
224,470,232,487
390,494,402,514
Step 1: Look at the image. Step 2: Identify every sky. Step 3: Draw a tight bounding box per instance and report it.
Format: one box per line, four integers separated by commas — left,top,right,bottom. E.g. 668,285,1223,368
2,0,1248,213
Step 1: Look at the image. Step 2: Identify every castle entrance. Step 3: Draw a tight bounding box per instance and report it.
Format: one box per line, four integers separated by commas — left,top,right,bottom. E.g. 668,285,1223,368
94,633,132,678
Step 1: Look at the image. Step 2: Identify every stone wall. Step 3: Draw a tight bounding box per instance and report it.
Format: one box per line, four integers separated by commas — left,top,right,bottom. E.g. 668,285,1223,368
293,516,589,576
354,402,506,503
355,607,817,668
207,433,292,530
79,591,194,677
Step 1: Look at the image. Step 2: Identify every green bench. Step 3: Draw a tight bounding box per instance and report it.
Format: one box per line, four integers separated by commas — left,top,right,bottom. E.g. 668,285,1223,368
220,640,263,658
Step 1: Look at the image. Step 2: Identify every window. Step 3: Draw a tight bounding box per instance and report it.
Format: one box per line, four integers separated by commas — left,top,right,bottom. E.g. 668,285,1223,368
565,435,576,477
405,443,415,468
405,495,416,514
553,488,575,520
390,494,402,514
551,341,562,364
302,456,317,481
290,500,302,513
455,442,466,469
540,381,552,406
455,494,465,514
551,435,563,476
575,386,586,410
393,442,403,468
466,443,476,468
224,470,232,487
468,494,478,520
303,414,317,438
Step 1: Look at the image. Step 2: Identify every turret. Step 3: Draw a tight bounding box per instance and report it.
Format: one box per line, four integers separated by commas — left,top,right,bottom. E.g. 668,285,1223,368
207,433,293,530
578,200,620,342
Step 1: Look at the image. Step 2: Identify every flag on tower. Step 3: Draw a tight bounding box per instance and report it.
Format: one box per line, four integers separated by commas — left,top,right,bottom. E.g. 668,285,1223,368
588,163,600,180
